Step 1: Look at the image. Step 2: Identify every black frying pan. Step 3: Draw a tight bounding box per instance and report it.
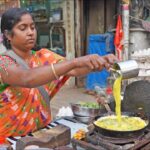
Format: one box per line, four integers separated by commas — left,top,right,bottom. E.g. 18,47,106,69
93,112,149,138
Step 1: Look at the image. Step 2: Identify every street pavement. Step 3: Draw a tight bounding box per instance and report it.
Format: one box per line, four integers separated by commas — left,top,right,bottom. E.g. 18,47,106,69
51,84,95,118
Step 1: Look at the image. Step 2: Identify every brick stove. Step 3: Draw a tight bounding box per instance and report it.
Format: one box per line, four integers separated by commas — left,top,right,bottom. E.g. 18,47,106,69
71,127,150,150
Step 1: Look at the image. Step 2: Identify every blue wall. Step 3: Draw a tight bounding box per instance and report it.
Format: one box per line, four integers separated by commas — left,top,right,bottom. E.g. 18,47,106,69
85,33,115,90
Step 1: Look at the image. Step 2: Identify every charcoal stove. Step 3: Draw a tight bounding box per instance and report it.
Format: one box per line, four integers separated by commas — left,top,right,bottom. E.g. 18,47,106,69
71,127,150,150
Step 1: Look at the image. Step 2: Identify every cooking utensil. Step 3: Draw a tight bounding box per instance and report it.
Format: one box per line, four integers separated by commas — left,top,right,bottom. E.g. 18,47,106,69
103,103,112,115
94,86,113,115
112,60,139,79
93,112,149,138
70,103,101,117
74,115,95,124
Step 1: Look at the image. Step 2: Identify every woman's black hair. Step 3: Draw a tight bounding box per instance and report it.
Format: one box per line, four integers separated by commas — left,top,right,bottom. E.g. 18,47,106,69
1,8,33,49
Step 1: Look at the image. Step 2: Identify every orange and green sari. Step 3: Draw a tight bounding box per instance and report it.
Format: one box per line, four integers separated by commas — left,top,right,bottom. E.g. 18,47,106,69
0,48,69,137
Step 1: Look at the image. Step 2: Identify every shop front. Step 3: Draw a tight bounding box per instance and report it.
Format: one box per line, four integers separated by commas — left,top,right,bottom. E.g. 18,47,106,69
20,0,66,56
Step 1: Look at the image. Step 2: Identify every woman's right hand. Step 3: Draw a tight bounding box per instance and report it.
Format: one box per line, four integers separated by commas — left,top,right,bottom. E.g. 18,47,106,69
73,54,106,71
73,54,117,71
103,54,118,70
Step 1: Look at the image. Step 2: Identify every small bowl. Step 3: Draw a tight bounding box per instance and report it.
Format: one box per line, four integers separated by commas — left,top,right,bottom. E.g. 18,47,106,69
71,103,101,117
74,115,95,124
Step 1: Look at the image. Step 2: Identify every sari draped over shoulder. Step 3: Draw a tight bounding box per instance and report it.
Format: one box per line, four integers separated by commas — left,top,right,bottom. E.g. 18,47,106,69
0,48,69,137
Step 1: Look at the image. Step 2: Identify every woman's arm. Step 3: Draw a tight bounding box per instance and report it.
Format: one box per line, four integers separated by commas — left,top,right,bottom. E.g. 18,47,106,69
67,54,118,77
1,54,117,88
1,59,75,88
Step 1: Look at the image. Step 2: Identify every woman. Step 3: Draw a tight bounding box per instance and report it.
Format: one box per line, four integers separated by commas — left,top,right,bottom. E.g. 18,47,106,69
0,8,117,138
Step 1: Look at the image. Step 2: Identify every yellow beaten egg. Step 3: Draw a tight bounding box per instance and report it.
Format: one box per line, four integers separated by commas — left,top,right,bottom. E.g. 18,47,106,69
94,115,147,131
113,75,122,122
95,73,147,131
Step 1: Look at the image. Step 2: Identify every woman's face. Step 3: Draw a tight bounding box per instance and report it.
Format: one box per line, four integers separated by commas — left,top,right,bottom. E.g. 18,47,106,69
9,13,37,51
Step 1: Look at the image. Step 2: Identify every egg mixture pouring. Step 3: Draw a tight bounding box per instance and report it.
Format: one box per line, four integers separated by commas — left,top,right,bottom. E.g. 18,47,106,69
95,73,147,131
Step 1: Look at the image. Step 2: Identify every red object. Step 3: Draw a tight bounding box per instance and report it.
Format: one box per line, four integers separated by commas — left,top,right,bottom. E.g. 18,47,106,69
0,137,6,144
114,15,123,60
106,86,112,95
